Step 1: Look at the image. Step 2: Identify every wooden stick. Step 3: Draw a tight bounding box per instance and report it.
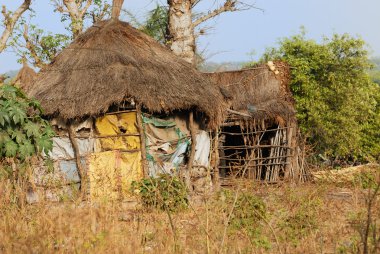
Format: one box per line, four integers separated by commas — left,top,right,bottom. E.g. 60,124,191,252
226,109,252,118
212,129,220,190
219,145,293,149
186,111,197,193
136,104,149,178
220,121,241,127
220,126,294,135
219,155,293,161
218,162,290,168
97,133,140,138
68,124,87,199
266,135,275,181
105,109,137,115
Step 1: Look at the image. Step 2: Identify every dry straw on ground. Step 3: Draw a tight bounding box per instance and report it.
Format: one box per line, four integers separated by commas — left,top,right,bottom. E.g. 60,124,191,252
1,173,378,254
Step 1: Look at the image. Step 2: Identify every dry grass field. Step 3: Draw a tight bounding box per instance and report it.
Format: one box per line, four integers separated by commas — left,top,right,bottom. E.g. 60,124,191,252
0,166,379,254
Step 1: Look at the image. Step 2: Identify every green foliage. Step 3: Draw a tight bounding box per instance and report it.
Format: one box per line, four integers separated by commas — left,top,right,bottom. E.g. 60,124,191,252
141,5,168,44
278,191,321,246
126,4,168,44
369,58,380,85
369,70,380,85
131,174,188,212
254,30,380,161
221,189,270,249
348,209,380,254
352,166,380,189
11,22,70,66
0,84,54,160
54,0,111,35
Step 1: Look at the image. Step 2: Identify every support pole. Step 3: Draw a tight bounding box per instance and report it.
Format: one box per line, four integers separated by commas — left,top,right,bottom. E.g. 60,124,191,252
212,129,220,190
68,124,87,199
186,111,197,193
136,104,149,178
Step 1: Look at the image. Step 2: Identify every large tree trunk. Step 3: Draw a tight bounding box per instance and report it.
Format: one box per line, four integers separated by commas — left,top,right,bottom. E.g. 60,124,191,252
167,0,195,65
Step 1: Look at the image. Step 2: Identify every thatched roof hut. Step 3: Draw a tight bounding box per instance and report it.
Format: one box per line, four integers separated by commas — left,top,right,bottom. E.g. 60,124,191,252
14,62,37,92
204,62,306,183
29,19,226,127
204,61,295,125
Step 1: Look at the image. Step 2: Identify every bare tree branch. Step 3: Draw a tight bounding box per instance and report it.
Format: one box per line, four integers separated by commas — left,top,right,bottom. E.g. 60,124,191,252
52,0,94,38
91,3,111,23
22,24,46,68
193,0,237,27
192,0,261,28
80,0,93,17
0,0,32,53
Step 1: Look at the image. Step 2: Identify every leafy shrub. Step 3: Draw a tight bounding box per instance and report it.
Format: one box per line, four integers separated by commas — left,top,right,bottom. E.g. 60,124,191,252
353,171,377,189
221,189,270,249
251,30,380,162
0,85,54,160
279,194,321,246
131,174,188,212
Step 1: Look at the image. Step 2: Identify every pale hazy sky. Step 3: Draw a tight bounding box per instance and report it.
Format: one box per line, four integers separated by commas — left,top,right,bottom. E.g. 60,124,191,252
0,0,379,72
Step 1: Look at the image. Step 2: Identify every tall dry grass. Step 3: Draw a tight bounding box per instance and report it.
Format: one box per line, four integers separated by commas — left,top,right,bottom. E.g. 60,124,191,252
1,164,380,253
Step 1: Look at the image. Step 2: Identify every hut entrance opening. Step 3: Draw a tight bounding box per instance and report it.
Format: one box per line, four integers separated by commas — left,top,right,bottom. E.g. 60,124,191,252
218,119,292,183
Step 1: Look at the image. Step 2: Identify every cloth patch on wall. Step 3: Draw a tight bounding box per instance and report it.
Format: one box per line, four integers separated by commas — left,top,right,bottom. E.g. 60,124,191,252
95,112,140,151
88,150,142,200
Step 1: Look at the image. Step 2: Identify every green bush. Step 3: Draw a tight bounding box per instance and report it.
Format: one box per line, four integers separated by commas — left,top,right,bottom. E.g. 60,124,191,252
250,29,380,162
131,174,188,212
279,194,321,246
0,84,54,161
221,190,270,249
352,168,380,189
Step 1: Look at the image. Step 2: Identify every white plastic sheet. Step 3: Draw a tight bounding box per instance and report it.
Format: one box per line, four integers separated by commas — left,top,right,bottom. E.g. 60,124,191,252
48,137,95,160
194,130,210,167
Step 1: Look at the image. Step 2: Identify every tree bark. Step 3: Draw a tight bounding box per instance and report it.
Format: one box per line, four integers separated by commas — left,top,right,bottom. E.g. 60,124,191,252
111,0,124,20
136,104,149,178
166,1,251,65
53,0,93,38
22,24,47,68
0,0,32,53
167,0,195,65
68,125,87,199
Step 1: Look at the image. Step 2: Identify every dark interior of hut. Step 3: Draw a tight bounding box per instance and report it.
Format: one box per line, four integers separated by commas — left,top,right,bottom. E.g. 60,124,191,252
218,122,289,182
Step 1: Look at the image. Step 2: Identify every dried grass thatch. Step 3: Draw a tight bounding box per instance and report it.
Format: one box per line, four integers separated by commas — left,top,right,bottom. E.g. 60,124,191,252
204,61,295,125
14,62,37,92
29,20,226,127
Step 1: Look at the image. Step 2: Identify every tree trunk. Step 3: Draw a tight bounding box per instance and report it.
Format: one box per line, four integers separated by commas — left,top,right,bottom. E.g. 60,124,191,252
63,0,84,38
111,0,124,19
167,0,195,65
0,0,32,53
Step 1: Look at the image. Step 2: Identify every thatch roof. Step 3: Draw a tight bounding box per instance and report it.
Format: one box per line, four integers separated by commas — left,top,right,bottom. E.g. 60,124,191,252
204,61,295,125
14,62,37,92
29,20,226,127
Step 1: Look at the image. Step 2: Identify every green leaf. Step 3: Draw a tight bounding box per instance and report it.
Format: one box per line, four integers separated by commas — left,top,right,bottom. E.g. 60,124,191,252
4,140,18,157
8,103,27,124
28,98,43,113
0,85,18,99
19,140,35,159
0,131,11,146
10,129,26,144
43,124,55,138
0,84,54,160
36,135,53,153
24,121,41,138
0,107,10,126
